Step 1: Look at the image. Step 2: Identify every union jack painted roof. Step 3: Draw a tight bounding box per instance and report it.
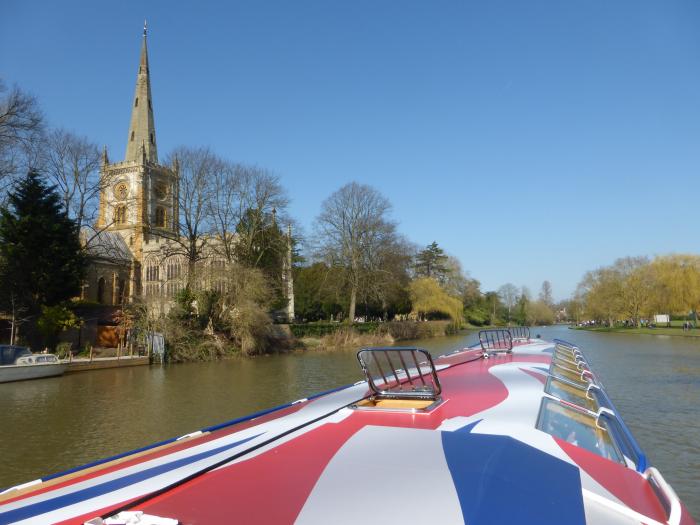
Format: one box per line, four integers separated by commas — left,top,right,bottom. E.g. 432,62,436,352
0,337,694,525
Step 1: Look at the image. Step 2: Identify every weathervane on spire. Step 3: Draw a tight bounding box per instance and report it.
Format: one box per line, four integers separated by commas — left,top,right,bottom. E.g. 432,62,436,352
143,19,148,37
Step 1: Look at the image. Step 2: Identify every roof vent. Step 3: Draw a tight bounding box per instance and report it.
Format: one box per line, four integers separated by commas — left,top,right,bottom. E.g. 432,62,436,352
356,347,441,400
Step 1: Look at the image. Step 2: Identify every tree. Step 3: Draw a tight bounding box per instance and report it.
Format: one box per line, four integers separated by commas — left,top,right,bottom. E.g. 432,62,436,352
360,235,414,320
41,128,102,230
614,256,652,327
314,182,396,322
409,277,463,325
0,172,86,316
577,267,624,325
207,163,290,268
231,167,290,269
498,283,519,322
648,255,700,318
37,304,81,351
222,264,275,356
514,292,530,325
539,280,553,306
162,146,217,290
0,80,44,191
414,241,449,282
441,256,469,298
293,262,344,321
482,291,503,325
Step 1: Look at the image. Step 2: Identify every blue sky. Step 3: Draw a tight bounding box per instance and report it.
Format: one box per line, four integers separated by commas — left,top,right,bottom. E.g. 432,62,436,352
2,1,700,300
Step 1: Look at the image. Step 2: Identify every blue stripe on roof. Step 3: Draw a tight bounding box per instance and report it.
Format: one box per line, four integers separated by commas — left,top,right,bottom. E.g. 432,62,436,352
0,433,261,524
10,383,354,490
40,437,180,483
441,431,586,525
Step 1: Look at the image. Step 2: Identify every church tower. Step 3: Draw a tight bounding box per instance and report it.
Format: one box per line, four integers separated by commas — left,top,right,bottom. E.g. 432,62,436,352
96,23,179,298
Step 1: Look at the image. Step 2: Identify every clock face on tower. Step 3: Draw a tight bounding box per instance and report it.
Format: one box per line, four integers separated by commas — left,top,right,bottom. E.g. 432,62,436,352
113,182,129,200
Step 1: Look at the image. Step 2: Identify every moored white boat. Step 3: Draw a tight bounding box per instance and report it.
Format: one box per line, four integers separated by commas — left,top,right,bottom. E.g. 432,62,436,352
0,346,67,384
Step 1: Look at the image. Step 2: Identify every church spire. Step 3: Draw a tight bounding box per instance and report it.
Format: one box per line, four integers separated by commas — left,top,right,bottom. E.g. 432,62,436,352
125,21,158,163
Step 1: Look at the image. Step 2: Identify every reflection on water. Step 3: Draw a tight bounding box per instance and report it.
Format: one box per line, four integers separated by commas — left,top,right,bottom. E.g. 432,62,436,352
0,326,698,518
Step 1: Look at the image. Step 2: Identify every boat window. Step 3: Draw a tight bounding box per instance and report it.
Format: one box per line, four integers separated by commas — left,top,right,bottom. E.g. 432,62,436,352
554,345,583,360
553,351,586,369
552,357,589,376
537,398,623,464
545,377,597,411
549,362,590,386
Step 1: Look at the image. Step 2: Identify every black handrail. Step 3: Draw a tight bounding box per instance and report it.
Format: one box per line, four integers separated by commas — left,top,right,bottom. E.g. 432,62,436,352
508,326,530,340
478,329,513,352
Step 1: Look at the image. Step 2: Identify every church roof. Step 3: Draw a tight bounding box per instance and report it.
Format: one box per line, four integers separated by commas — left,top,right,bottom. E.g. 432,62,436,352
83,230,133,263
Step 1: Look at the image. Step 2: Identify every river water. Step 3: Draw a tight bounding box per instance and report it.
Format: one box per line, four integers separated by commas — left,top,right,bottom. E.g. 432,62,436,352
1,325,698,518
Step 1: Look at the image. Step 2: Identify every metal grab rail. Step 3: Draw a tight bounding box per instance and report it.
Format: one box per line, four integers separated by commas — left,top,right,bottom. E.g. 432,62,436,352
478,329,513,353
645,467,682,525
553,338,583,352
508,326,530,340
595,387,649,473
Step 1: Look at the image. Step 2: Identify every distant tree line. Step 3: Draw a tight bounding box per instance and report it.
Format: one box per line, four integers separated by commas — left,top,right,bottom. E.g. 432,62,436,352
570,255,700,327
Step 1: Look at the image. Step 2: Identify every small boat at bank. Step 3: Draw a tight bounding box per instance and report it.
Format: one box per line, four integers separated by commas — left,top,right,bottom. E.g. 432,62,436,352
0,345,67,384
0,331,695,524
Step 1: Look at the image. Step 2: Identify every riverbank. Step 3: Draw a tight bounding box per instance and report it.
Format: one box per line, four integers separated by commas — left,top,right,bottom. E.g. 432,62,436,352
572,325,700,338
65,355,149,373
295,320,457,351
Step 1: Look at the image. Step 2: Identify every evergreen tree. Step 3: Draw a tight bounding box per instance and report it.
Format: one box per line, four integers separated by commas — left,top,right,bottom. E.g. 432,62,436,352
414,241,449,282
0,171,86,315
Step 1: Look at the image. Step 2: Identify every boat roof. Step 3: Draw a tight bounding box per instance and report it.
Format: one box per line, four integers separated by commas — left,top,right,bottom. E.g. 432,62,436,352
0,334,694,525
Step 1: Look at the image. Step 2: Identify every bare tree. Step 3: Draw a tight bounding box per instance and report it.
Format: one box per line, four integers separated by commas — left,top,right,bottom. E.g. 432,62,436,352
315,182,396,322
0,80,44,191
232,166,290,269
207,161,242,264
539,280,553,306
161,146,217,290
42,128,102,230
361,235,414,320
498,283,519,321
207,163,289,269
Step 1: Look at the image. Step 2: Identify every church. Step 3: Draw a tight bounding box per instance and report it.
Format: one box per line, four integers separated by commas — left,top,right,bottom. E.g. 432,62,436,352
82,26,294,321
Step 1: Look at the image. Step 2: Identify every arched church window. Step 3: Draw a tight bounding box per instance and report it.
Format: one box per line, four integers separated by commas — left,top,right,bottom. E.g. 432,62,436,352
130,131,135,141
145,263,159,282
97,277,106,304
166,259,181,280
114,205,127,225
150,133,154,144
134,98,139,107
155,207,166,228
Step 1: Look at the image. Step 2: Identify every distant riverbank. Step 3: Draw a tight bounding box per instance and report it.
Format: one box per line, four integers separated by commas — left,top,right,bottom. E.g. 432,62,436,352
572,325,700,338
294,320,457,351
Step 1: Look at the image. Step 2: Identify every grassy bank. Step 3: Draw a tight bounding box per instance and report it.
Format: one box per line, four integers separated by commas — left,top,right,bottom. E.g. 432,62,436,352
572,325,700,338
295,320,457,351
